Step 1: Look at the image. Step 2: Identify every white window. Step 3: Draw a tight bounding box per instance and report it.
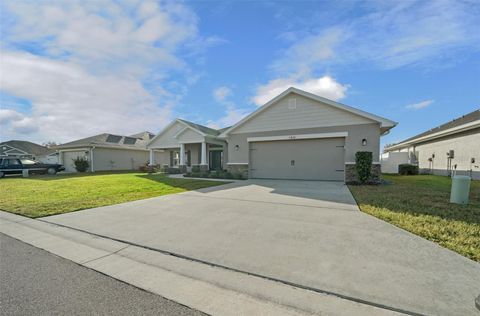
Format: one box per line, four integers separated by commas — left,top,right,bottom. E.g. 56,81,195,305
173,152,179,166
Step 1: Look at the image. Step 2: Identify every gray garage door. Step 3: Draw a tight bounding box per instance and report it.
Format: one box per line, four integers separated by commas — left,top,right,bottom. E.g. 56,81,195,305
249,138,345,181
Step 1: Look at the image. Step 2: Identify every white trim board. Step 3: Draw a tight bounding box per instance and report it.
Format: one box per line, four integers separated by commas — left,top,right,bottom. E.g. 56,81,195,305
385,120,480,151
58,148,90,152
148,119,208,147
247,132,348,143
2,145,29,155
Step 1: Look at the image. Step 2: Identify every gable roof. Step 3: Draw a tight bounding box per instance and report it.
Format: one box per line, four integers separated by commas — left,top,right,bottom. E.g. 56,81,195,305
147,118,224,147
0,140,53,156
385,109,480,151
176,119,221,136
57,132,151,150
219,87,397,137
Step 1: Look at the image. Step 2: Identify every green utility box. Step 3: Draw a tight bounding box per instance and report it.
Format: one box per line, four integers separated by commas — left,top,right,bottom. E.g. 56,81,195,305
450,175,471,204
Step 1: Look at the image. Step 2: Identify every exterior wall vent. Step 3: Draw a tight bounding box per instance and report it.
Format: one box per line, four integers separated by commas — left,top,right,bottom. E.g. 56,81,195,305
288,98,297,109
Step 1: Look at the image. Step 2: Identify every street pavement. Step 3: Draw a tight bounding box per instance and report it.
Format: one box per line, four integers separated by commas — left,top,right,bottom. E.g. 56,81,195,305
0,233,205,316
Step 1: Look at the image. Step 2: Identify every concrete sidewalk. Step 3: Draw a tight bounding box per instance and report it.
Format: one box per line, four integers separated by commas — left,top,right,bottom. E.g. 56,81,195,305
0,211,401,316
41,179,480,316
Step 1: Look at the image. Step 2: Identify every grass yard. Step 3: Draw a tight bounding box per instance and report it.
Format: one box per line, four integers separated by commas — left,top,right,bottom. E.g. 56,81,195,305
349,175,480,261
0,172,226,218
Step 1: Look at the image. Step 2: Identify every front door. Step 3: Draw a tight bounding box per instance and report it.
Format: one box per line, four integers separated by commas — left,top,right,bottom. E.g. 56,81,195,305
209,151,222,170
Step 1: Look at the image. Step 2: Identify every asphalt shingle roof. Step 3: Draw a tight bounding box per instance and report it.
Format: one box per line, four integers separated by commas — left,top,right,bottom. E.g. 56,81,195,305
57,131,154,150
177,119,222,136
387,109,479,148
0,140,53,156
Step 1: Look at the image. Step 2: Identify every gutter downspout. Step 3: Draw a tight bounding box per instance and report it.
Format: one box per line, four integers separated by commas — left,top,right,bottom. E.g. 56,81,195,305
90,146,95,172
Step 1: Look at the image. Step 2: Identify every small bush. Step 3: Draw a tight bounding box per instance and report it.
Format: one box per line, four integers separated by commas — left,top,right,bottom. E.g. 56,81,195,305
191,165,200,173
232,172,245,180
398,164,419,175
73,156,89,172
355,151,372,184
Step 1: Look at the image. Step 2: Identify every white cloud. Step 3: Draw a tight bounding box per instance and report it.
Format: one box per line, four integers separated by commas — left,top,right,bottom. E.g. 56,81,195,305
1,51,172,142
11,117,39,134
207,86,249,129
272,1,480,72
213,86,231,102
2,1,198,71
0,109,24,125
0,0,212,143
271,27,345,74
405,100,433,110
252,75,349,106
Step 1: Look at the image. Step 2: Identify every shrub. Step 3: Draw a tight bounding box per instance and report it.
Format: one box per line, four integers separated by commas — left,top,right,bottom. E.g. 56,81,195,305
355,151,372,184
73,156,89,172
191,165,200,173
398,164,419,175
232,172,245,180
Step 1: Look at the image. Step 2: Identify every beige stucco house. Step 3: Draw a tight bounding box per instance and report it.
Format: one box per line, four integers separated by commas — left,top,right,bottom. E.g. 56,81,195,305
56,132,154,172
148,87,396,182
384,109,480,180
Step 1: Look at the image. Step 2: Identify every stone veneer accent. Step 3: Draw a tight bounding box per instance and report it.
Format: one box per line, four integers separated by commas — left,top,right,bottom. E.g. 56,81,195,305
345,163,381,184
178,165,187,173
227,164,249,178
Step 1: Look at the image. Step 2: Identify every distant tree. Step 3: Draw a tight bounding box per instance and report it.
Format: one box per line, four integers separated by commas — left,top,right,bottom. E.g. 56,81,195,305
43,141,59,148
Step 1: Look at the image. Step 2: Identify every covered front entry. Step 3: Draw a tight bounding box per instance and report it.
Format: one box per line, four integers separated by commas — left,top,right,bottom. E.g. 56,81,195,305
249,137,345,181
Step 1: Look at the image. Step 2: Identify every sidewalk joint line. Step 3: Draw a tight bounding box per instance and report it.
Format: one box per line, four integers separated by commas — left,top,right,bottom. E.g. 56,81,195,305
79,245,131,265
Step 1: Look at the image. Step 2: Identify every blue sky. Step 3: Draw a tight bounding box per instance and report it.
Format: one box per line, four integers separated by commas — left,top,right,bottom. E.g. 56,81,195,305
1,0,479,149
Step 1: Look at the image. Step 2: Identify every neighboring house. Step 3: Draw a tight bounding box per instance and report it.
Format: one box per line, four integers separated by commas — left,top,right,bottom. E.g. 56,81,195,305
0,140,58,163
56,131,155,172
147,87,396,182
384,109,479,180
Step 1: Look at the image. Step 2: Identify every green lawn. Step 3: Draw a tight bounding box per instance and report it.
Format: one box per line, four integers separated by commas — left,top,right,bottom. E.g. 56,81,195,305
349,175,480,261
0,172,226,218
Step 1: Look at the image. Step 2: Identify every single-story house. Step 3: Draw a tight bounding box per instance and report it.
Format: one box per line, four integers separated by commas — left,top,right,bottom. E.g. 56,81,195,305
56,131,155,172
384,109,479,180
0,140,58,163
147,87,397,182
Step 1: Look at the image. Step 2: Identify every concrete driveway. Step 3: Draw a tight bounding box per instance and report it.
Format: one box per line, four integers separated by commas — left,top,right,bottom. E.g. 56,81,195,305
45,179,480,315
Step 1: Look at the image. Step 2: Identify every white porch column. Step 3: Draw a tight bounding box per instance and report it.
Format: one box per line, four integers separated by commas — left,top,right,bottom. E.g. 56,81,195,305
179,144,185,165
201,142,207,165
149,149,155,165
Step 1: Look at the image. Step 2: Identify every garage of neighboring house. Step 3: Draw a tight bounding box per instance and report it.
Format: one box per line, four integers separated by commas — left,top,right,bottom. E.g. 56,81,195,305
61,150,89,172
249,135,346,181
56,132,154,172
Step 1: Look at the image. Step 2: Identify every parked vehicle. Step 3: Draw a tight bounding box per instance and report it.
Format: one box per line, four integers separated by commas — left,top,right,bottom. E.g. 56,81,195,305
0,157,65,178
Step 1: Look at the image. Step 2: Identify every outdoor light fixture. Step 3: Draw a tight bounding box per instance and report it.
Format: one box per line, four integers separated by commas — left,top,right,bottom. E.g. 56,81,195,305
361,138,367,146
234,145,240,151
